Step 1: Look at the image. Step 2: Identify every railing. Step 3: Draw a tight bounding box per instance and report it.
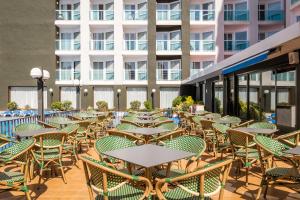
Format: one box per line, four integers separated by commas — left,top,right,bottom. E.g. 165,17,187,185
190,40,215,52
124,10,147,20
156,40,181,51
90,10,114,20
190,10,215,21
156,10,181,21
90,70,114,81
258,10,284,21
90,40,114,51
224,40,249,51
125,70,147,81
291,0,300,5
56,69,80,81
156,69,182,81
124,40,148,51
56,39,80,51
56,10,80,20
224,10,249,21
190,69,201,76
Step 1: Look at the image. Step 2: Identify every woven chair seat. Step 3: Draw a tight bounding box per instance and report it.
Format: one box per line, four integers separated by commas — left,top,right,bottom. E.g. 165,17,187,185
95,183,146,200
266,167,300,180
235,148,259,159
153,168,186,179
33,149,60,160
0,171,25,183
63,143,74,150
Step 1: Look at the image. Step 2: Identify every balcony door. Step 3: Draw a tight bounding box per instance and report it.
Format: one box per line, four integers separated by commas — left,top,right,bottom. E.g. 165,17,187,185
235,31,247,50
203,31,214,51
258,4,266,20
125,4,135,20
137,32,147,50
125,62,136,80
93,33,104,50
224,4,233,20
92,4,104,20
170,60,181,80
170,1,181,20
157,61,169,80
73,3,80,20
125,33,136,50
60,33,72,50
203,2,214,20
268,2,281,20
170,31,181,50
224,33,233,51
190,33,200,51
105,3,114,20
138,2,147,19
235,2,247,20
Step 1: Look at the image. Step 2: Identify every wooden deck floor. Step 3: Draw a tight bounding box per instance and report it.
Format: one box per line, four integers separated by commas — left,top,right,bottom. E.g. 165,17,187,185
0,148,299,200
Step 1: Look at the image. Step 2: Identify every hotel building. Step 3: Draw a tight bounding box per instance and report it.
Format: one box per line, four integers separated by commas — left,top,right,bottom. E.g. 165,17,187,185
1,0,300,110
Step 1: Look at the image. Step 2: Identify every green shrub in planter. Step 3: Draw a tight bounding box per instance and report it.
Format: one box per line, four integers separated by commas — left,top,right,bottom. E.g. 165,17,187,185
7,101,18,111
96,101,108,112
51,101,63,111
144,100,153,111
62,101,72,111
172,96,183,107
130,100,141,111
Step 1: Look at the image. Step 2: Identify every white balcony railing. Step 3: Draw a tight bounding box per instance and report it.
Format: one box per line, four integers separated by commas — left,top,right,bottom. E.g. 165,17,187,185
90,70,114,81
56,39,80,51
190,69,201,76
124,10,147,20
156,40,181,51
90,40,114,51
56,69,80,81
90,10,114,20
125,69,147,81
56,10,80,20
190,40,215,52
190,10,215,21
156,10,181,21
156,69,182,81
124,40,148,51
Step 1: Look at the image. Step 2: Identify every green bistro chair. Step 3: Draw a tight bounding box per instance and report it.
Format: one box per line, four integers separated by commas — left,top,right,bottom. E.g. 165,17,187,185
227,129,259,186
155,159,233,200
107,130,145,145
32,132,68,184
191,115,203,135
212,123,231,158
276,130,300,147
0,138,35,200
76,121,92,151
123,116,137,122
249,122,277,130
116,123,138,131
0,134,13,149
254,135,300,199
157,122,178,132
204,113,221,120
155,135,206,178
80,155,152,200
94,135,136,164
61,124,80,162
15,123,43,132
149,129,185,145
221,116,241,127
157,117,169,121
47,117,71,129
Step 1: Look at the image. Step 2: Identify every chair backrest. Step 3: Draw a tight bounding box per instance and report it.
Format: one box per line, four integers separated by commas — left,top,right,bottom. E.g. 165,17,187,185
192,116,202,124
157,122,178,131
164,135,206,159
123,116,136,121
276,130,300,147
0,134,12,149
94,135,136,160
34,132,67,149
80,155,152,200
212,123,230,135
0,138,35,163
254,135,290,157
106,130,143,143
249,122,277,130
15,123,43,132
77,121,92,129
227,129,254,148
221,116,241,126
155,159,233,200
116,123,138,131
204,113,221,120
61,124,80,136
200,119,215,130
150,129,185,144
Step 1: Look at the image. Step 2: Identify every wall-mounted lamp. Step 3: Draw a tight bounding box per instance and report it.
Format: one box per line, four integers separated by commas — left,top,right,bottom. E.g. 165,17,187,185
83,88,88,96
49,88,54,96
151,89,156,108
264,89,270,94
117,89,121,111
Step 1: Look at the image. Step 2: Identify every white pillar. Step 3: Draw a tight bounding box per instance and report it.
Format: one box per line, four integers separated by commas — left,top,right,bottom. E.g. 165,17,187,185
215,0,224,62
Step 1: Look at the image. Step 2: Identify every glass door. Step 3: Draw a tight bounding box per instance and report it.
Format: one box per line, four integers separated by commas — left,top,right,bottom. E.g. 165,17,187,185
138,2,147,20
125,33,136,50
105,32,114,50
93,32,104,50
224,33,233,51
224,4,233,20
203,2,214,20
258,4,265,21
105,2,114,20
138,32,147,50
170,31,181,50
170,1,181,20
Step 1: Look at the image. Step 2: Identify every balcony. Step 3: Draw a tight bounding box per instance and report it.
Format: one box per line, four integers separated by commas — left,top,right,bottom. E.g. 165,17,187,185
90,70,114,81
190,10,215,21
156,40,181,51
156,10,181,21
224,40,249,51
156,69,182,81
190,40,215,52
190,69,201,76
124,10,147,20
224,10,249,21
124,40,147,51
258,10,284,22
90,10,114,21
56,40,80,51
56,69,80,81
56,10,80,20
125,69,147,81
90,40,114,51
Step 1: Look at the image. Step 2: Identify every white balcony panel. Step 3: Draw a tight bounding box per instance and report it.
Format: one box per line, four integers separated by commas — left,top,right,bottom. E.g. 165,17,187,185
160,88,179,109
60,87,77,109
126,88,147,109
94,87,114,109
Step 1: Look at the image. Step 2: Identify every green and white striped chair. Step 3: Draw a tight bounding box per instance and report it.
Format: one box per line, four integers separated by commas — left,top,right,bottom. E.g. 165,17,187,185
212,123,231,158
156,159,233,200
249,122,277,130
254,135,300,199
80,155,152,200
15,123,43,132
157,122,178,132
0,138,35,200
61,124,80,162
276,130,300,147
116,123,138,131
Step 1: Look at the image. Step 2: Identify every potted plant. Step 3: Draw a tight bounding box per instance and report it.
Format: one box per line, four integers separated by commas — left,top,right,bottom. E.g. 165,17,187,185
96,101,108,112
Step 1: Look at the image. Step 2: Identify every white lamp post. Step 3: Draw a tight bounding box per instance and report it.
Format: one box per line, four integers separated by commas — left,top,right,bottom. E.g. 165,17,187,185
117,89,121,111
30,67,50,121
151,89,156,109
73,79,81,110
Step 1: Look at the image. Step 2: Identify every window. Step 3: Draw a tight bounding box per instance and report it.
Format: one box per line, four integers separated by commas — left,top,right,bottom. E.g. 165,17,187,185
125,61,147,81
203,61,214,69
297,16,300,22
157,60,181,81
92,61,114,81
